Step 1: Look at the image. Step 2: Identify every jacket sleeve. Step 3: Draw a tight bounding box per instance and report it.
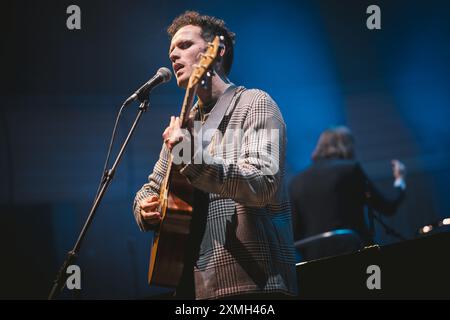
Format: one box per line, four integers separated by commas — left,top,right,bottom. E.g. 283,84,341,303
356,163,405,216
133,144,170,231
180,91,286,208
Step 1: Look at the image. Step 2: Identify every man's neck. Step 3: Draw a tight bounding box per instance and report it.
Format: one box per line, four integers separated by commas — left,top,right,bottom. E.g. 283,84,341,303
196,71,232,109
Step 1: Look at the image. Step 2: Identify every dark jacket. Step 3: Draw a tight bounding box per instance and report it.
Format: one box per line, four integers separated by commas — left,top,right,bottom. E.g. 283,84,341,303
289,159,404,247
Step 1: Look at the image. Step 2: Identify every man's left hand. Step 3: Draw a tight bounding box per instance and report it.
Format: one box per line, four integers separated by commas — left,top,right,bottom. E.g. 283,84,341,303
162,116,184,151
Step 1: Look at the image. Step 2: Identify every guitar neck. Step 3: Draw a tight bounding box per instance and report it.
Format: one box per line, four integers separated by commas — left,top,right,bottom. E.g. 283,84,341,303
160,84,198,197
179,84,198,126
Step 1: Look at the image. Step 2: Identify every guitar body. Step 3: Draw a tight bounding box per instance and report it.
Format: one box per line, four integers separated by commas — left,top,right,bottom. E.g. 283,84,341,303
147,36,222,288
148,170,194,287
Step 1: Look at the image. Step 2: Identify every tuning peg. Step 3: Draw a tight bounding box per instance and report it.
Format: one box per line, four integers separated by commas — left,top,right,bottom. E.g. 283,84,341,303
200,79,208,89
200,71,213,89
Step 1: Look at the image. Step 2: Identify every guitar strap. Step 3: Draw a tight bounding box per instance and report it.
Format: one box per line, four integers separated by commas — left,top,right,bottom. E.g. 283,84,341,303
197,84,239,149
181,85,241,285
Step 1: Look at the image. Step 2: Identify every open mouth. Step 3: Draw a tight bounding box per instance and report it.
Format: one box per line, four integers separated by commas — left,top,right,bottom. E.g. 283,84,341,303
173,63,184,75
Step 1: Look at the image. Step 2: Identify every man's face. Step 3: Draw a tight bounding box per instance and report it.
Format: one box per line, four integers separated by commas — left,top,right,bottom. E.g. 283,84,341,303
169,25,208,88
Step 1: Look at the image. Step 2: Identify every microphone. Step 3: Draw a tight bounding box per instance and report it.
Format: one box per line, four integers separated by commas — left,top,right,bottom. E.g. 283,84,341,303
123,67,172,106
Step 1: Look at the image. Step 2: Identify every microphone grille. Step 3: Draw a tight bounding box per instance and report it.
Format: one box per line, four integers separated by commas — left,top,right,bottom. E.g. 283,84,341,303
157,67,172,82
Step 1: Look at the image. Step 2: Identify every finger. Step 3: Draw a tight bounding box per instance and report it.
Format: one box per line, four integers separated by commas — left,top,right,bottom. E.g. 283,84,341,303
170,116,175,127
141,211,161,221
146,195,159,202
140,201,160,210
140,199,160,210
141,210,160,217
140,197,158,206
162,127,170,139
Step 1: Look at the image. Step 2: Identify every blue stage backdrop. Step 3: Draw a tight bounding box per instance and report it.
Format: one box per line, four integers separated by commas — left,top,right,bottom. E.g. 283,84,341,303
0,0,449,298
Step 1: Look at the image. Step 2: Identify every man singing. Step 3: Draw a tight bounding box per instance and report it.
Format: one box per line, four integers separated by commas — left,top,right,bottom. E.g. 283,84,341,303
133,11,297,300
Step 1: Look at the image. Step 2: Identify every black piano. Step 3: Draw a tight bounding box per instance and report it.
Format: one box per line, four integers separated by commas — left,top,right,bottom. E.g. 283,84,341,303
296,232,450,299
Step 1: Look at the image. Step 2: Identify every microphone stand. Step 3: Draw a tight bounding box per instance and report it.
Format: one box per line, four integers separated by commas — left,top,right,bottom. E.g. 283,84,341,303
48,98,150,300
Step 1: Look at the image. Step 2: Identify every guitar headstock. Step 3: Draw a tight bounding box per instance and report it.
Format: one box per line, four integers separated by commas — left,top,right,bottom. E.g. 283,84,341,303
187,35,223,89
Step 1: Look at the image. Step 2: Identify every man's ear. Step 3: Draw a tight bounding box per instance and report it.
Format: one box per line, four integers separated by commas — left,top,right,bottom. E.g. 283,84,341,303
219,44,226,58
215,44,226,73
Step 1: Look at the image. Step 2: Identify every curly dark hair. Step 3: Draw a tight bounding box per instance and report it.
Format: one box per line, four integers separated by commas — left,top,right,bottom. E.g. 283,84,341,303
167,11,236,75
311,126,355,161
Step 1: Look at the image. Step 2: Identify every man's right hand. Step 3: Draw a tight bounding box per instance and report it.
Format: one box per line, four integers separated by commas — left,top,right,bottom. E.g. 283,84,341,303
391,159,406,180
139,195,162,224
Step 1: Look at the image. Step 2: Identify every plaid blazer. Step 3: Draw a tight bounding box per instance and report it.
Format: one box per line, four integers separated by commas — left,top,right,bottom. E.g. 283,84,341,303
133,87,298,299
